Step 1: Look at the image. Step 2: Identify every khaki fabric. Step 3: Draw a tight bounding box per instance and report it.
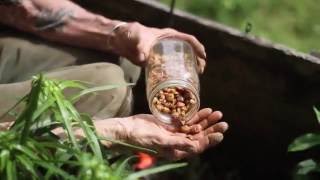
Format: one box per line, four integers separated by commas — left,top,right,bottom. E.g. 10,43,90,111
0,33,141,122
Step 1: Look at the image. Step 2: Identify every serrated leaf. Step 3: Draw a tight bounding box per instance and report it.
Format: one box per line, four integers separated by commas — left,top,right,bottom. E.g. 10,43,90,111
288,133,320,152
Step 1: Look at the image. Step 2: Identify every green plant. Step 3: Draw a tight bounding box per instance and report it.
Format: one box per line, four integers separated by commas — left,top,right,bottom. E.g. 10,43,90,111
288,107,320,179
160,0,320,52
0,74,186,179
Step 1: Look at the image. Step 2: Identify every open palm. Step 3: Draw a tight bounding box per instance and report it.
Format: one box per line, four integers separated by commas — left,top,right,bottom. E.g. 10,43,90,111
119,108,228,160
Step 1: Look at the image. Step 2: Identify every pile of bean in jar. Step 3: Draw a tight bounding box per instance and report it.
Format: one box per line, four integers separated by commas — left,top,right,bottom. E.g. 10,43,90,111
152,86,196,124
146,40,200,127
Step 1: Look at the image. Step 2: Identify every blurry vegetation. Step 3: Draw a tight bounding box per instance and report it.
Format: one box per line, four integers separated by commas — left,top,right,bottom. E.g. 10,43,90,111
288,107,320,180
0,75,185,179
160,0,320,53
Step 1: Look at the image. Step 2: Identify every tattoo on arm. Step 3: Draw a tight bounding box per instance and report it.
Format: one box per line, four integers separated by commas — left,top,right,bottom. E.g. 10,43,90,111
35,8,73,31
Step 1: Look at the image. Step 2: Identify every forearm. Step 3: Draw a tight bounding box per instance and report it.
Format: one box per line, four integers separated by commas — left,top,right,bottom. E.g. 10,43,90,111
65,118,127,148
0,0,123,52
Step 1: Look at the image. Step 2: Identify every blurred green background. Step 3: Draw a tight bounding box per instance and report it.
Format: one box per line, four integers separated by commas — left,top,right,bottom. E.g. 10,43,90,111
160,0,320,53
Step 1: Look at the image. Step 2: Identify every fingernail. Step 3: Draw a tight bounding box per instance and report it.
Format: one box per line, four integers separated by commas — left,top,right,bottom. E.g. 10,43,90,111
139,52,146,61
215,111,223,119
212,133,224,142
201,66,205,74
221,122,229,132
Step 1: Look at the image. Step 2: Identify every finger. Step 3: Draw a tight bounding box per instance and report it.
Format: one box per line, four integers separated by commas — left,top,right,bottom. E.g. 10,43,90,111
163,136,195,152
187,108,212,125
208,110,223,121
160,148,190,160
163,28,178,34
189,132,224,153
197,57,206,74
170,150,190,160
207,132,224,147
198,111,223,130
136,42,152,66
175,33,206,59
204,122,229,135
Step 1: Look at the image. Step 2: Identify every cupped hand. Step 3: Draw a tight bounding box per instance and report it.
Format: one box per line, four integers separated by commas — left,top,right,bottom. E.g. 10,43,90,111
100,108,228,160
111,22,207,73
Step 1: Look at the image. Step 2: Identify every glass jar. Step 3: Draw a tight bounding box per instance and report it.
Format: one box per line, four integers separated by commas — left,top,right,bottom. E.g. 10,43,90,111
146,38,200,125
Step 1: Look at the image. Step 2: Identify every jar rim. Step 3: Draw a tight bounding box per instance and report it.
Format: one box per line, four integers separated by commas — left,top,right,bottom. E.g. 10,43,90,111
148,79,200,124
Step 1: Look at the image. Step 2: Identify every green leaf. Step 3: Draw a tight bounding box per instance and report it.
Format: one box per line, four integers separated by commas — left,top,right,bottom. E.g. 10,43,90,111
313,106,320,124
125,162,187,180
54,92,79,150
65,101,103,161
20,74,43,143
114,156,137,177
34,161,74,180
98,137,157,154
71,83,133,102
57,80,86,91
16,154,37,177
32,98,55,120
6,160,17,180
296,159,319,175
78,120,103,160
288,133,320,152
13,144,41,160
0,150,10,172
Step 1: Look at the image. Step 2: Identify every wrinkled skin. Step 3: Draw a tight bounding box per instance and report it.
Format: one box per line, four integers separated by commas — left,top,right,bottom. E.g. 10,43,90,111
112,22,207,73
95,108,228,160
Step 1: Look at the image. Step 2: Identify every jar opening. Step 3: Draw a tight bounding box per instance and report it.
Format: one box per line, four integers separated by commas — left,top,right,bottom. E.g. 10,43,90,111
148,80,200,125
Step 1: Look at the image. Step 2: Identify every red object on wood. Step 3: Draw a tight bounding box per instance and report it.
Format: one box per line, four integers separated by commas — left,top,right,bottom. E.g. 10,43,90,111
134,152,155,170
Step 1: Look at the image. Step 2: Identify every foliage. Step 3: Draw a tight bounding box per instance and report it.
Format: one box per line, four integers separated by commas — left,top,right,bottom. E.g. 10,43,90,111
288,107,320,179
160,0,320,53
0,75,186,179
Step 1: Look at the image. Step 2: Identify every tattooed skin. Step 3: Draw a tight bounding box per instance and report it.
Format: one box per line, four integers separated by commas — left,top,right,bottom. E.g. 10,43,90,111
35,9,73,31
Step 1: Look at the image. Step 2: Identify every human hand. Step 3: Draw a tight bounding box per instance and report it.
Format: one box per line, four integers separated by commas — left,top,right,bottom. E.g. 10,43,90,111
110,22,207,73
96,108,228,160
